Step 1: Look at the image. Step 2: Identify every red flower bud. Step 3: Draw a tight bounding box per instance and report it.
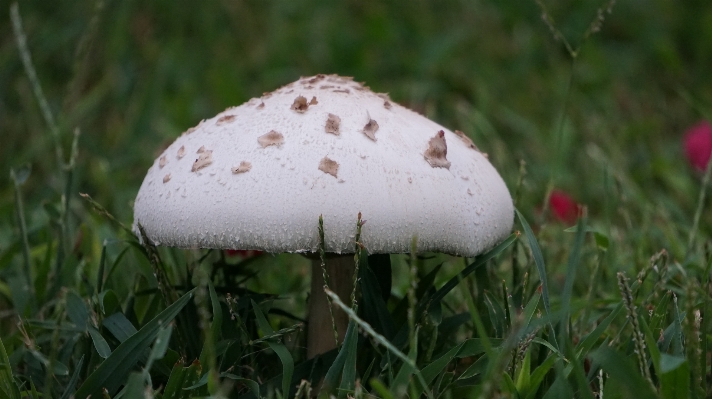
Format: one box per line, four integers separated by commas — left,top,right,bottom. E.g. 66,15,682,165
683,120,712,172
549,190,580,224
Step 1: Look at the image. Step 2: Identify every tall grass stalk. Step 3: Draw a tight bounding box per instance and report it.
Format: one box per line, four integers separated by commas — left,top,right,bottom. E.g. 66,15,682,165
616,272,654,389
10,3,63,169
318,215,339,347
324,289,434,399
10,168,34,306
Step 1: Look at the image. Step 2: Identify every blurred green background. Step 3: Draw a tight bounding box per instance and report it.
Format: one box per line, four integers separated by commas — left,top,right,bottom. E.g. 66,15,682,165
1,0,712,271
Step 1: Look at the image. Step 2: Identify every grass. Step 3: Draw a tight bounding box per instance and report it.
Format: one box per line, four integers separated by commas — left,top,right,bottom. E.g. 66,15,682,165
1,0,711,398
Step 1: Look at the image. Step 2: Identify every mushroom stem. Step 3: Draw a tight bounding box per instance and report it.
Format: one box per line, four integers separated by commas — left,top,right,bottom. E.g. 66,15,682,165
307,254,355,358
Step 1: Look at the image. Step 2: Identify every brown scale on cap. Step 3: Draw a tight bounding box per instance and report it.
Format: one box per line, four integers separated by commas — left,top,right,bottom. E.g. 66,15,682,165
192,150,213,172
163,174,171,183
318,156,339,178
197,146,206,154
384,101,392,109
159,156,167,168
362,118,379,141
216,115,236,126
257,102,265,109
424,130,451,169
258,130,285,148
306,74,326,84
177,146,185,159
333,88,350,94
291,96,309,113
454,130,478,150
309,96,318,105
320,85,334,90
232,161,252,174
325,114,341,135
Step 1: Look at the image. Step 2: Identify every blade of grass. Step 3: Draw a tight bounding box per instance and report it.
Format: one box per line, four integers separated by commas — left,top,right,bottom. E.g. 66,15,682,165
10,167,34,312
0,336,21,399
660,354,689,399
59,356,84,399
515,210,558,350
75,288,195,398
322,320,356,394
10,3,63,167
590,346,657,398
251,299,294,397
325,289,434,399
560,216,587,342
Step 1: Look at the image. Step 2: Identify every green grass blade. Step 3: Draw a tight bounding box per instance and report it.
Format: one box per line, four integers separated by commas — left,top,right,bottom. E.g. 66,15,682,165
523,354,557,399
515,210,551,315
431,233,517,306
338,320,359,397
0,336,21,399
659,354,690,399
421,343,464,385
161,362,187,399
75,288,195,398
560,217,587,341
102,312,138,342
66,290,89,329
59,355,84,399
575,303,623,358
251,299,294,397
590,346,657,399
325,289,434,399
322,320,355,393
360,262,396,339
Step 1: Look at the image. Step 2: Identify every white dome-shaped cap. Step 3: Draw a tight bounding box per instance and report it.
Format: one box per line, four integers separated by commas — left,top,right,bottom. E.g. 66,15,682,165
133,75,513,256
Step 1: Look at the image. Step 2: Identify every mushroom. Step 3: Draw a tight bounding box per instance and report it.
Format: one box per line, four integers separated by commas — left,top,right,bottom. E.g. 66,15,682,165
133,74,514,358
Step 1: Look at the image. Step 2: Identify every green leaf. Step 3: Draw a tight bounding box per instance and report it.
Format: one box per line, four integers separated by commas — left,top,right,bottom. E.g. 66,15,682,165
162,362,187,399
323,320,359,394
88,326,112,359
593,232,609,251
118,372,146,399
516,210,551,316
501,371,519,397
76,288,195,398
66,291,89,329
198,281,222,369
523,354,557,399
251,299,294,397
515,348,531,393
392,332,418,396
0,336,21,399
98,290,121,316
103,312,138,342
60,356,84,399
516,210,561,354
421,343,463,385
338,320,359,397
590,347,657,398
576,303,623,358
360,258,395,339
660,354,689,399
220,374,260,398
639,313,662,377
148,324,173,365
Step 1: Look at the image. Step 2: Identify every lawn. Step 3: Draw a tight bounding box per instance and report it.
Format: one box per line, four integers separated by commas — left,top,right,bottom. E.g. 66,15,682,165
0,0,711,398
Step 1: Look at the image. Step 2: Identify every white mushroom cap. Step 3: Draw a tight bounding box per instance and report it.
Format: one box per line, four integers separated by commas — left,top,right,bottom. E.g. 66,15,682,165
133,74,513,256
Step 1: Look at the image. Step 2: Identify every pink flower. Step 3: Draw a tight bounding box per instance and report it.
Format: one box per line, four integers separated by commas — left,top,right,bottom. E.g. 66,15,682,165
683,120,712,172
549,190,580,224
